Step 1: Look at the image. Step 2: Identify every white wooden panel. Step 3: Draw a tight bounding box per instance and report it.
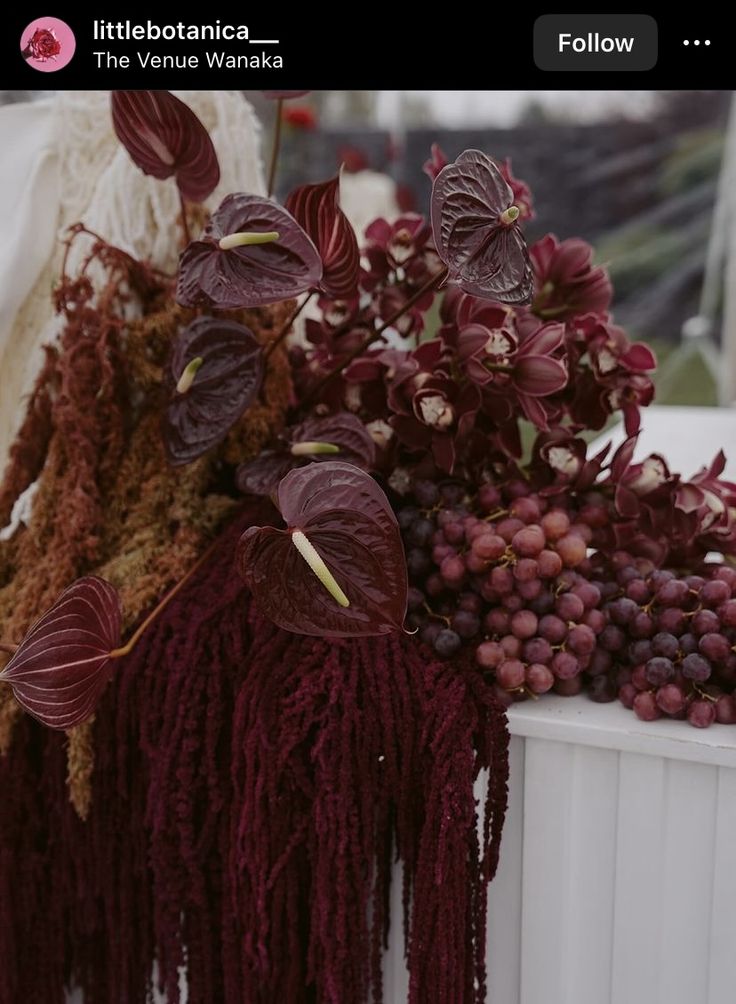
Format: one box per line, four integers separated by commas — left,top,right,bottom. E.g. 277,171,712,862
486,735,524,1004
658,759,718,1004
383,858,410,1003
519,739,576,1004
707,767,736,1004
564,745,619,1004
610,752,667,1004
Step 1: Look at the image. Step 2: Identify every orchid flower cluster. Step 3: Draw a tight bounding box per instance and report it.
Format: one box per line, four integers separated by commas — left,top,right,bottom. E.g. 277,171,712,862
2,88,736,733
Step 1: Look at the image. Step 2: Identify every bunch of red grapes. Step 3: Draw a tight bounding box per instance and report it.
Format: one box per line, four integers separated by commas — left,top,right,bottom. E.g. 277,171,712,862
398,479,736,729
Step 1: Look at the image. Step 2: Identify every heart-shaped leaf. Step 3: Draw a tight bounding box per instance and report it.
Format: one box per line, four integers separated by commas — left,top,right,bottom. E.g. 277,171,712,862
285,175,360,299
431,149,533,305
111,90,220,203
237,413,376,496
176,193,323,309
237,462,407,636
0,577,122,731
164,317,264,466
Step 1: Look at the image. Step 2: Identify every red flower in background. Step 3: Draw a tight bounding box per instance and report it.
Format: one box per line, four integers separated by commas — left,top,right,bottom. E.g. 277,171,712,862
22,27,61,61
531,235,612,321
500,159,535,221
283,105,317,131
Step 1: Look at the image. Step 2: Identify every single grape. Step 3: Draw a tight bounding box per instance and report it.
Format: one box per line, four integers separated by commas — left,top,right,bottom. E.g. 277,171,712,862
537,549,563,579
434,629,462,658
588,649,612,676
684,574,705,591
715,694,736,724
578,502,609,529
529,590,555,616
556,534,587,567
540,509,570,541
477,482,502,511
505,479,531,500
714,565,736,590
538,614,568,645
588,675,617,702
526,663,555,694
631,664,649,690
490,565,514,595
426,573,445,598
656,579,689,607
555,592,585,623
633,691,661,722
679,632,698,655
598,624,626,653
567,624,596,656
472,533,506,561
512,525,546,558
407,587,425,611
440,555,466,589
408,548,433,577
687,699,716,729
699,632,731,663
554,676,584,696
619,682,638,709
413,479,440,507
514,557,539,582
398,507,420,531
645,657,675,686
656,683,687,715
408,517,434,547
452,610,481,640
476,640,505,669
500,635,522,659
572,581,602,609
612,550,635,570
693,609,720,636
652,632,679,660
719,599,736,627
510,496,541,523
444,522,466,545
420,622,442,647
551,651,580,680
625,578,652,604
491,685,514,709
517,578,543,601
569,522,593,544
657,606,687,636
630,612,655,639
700,579,730,607
484,608,510,635
509,609,538,640
496,659,525,690
458,592,482,614
681,653,712,682
650,569,675,589
607,597,640,626
523,636,554,665
617,567,640,587
629,639,654,665
439,484,466,506
583,609,607,634
465,551,490,574
502,593,524,613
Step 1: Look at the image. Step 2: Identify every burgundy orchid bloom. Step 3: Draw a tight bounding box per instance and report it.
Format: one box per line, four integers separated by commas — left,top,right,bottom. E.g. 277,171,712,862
531,235,612,321
423,143,448,182
431,149,534,305
362,215,434,290
176,193,322,310
580,316,656,435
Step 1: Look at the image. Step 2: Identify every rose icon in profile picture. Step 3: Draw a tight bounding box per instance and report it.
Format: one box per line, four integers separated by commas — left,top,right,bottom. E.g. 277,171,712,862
21,17,76,72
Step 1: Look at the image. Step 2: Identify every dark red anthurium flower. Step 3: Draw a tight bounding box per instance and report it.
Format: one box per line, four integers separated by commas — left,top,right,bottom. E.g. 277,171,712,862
285,175,360,300
0,577,122,731
262,90,311,99
531,235,612,321
111,91,220,203
236,413,375,496
176,193,322,309
163,317,264,466
237,462,408,637
431,149,534,305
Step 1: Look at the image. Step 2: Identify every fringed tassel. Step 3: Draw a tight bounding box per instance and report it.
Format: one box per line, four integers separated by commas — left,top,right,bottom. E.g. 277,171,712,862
0,509,508,1003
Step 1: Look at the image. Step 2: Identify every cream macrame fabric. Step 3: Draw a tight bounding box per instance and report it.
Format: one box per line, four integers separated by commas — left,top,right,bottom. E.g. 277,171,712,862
0,90,265,473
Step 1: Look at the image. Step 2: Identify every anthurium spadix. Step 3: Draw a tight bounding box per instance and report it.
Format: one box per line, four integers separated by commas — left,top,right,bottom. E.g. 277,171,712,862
237,462,408,636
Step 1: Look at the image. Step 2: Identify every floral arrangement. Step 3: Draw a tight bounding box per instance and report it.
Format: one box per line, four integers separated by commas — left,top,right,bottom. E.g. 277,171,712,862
1,87,736,1004
3,89,735,732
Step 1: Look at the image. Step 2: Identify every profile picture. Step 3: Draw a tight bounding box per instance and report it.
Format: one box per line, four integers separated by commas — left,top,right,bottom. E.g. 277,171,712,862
20,17,76,72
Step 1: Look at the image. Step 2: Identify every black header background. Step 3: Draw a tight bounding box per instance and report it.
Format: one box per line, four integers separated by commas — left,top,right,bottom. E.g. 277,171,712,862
3,11,731,90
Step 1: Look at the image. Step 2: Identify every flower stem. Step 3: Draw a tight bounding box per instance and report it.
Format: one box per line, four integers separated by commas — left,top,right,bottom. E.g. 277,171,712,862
304,266,448,404
179,192,192,246
267,98,284,198
264,291,314,361
109,537,221,660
